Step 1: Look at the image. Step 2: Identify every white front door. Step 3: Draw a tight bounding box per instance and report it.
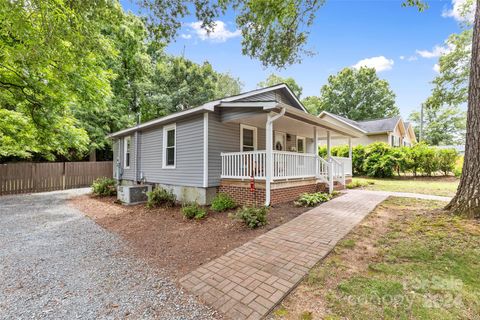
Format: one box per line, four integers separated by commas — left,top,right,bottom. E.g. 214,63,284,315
274,132,286,151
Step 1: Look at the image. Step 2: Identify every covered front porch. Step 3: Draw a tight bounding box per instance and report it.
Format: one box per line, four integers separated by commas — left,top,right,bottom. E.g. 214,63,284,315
217,102,360,205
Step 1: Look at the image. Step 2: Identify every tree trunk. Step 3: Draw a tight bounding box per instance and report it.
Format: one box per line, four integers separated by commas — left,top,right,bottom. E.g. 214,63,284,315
446,0,480,218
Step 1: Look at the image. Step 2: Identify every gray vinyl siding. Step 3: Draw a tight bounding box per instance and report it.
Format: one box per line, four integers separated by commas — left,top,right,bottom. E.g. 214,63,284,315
220,108,265,122
117,134,136,181
139,115,204,187
208,111,266,187
237,89,303,111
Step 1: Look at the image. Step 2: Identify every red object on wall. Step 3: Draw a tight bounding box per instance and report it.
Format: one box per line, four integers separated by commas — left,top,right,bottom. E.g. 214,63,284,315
250,176,255,192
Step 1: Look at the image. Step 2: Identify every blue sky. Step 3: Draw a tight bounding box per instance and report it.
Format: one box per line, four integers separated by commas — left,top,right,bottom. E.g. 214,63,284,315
120,0,465,118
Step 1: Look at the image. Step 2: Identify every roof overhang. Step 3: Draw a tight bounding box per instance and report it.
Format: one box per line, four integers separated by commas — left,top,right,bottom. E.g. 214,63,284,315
107,103,216,138
276,104,363,138
318,111,368,134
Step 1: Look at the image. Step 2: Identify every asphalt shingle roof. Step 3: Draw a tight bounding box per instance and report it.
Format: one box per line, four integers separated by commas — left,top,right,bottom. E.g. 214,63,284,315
324,112,401,133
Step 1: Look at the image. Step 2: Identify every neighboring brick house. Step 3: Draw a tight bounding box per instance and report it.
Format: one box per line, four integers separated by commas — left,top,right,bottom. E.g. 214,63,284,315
317,111,417,147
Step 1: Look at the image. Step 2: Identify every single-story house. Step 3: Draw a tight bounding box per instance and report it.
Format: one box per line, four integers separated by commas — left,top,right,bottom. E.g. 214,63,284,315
318,111,417,148
109,84,362,206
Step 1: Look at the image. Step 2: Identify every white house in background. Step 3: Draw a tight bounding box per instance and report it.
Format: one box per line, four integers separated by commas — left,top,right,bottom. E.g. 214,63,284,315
318,111,417,148
108,84,363,206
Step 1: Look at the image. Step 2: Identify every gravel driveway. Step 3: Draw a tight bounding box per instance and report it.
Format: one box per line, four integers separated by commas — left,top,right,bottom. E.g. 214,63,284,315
0,189,218,319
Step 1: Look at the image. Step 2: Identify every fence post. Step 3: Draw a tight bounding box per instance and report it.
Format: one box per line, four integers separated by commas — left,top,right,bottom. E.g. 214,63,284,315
62,162,66,190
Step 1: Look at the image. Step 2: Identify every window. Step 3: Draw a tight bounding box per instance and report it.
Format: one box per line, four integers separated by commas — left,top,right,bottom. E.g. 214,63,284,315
296,136,306,153
240,124,257,152
163,124,176,168
124,136,131,169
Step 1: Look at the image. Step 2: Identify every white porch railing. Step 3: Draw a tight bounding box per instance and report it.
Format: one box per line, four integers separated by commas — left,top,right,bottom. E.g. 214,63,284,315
221,151,319,180
272,151,316,179
329,156,346,186
220,151,351,184
221,151,266,180
332,156,352,176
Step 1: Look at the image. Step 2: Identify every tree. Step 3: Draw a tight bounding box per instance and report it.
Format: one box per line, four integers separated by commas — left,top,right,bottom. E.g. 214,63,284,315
314,67,399,120
445,1,480,217
141,0,324,68
0,0,116,160
257,74,303,97
409,105,466,146
302,96,323,114
214,72,243,99
141,56,219,121
428,29,472,108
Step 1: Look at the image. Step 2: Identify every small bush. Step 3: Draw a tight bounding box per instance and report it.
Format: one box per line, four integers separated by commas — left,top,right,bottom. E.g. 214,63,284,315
146,187,176,208
211,193,236,212
454,156,463,178
437,148,459,176
182,203,207,220
346,180,372,189
91,177,116,196
295,192,332,207
234,206,268,229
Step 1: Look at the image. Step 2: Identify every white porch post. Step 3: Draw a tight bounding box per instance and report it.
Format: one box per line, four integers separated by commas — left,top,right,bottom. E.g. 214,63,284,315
348,137,352,159
265,113,274,206
314,126,319,178
327,130,331,158
327,130,333,193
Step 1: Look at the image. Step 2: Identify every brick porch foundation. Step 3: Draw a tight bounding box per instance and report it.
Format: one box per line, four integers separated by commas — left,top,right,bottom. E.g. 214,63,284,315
219,177,351,206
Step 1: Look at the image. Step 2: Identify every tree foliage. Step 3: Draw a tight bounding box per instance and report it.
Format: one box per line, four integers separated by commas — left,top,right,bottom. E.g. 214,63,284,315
257,73,303,97
308,67,399,119
0,0,117,160
141,0,325,68
409,105,466,146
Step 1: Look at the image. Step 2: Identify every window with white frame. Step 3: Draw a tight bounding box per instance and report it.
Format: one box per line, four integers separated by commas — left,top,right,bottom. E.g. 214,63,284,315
163,124,176,168
240,124,257,152
124,136,131,169
296,136,306,153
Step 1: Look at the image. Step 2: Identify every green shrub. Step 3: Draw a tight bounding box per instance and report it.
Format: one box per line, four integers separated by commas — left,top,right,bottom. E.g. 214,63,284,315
182,203,207,220
454,156,463,178
420,147,439,176
352,145,366,176
346,180,372,189
295,192,332,207
211,193,236,212
234,206,268,229
146,187,176,208
91,177,117,196
363,143,395,178
437,148,459,176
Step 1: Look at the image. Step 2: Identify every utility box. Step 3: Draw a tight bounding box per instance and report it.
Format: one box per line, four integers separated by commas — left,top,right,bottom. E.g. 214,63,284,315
117,185,152,205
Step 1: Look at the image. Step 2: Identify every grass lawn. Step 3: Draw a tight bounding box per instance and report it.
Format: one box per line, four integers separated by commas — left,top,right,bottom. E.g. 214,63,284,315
352,177,459,197
274,197,480,320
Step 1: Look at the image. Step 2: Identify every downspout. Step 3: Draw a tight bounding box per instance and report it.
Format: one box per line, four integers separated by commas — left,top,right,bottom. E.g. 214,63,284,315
265,107,286,206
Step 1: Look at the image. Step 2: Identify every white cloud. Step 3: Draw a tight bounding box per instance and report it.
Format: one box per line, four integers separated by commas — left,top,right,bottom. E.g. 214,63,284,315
352,56,394,72
407,55,418,61
399,55,405,60
433,63,441,73
442,0,475,23
180,34,192,39
416,45,451,58
187,20,241,42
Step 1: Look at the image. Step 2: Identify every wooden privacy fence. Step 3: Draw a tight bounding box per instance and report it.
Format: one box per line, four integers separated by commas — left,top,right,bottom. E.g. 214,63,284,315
0,161,113,196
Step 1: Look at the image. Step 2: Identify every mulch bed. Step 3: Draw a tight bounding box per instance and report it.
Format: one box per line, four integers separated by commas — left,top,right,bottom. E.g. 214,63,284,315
69,195,311,279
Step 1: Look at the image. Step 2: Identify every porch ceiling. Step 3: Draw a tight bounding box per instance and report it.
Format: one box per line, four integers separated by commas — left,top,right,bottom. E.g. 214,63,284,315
220,104,363,139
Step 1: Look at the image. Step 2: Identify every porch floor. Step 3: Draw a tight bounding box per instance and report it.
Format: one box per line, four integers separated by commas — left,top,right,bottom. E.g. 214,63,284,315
179,190,388,319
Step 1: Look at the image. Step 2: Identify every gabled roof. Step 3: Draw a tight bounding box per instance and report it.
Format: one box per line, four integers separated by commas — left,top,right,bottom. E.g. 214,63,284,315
319,111,402,135
108,84,306,138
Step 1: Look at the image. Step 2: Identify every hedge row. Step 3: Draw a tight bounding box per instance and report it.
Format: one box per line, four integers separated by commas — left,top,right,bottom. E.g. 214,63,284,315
319,142,459,178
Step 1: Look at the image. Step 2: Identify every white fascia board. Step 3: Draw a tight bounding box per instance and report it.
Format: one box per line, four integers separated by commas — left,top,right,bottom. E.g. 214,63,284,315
318,111,368,134
108,104,215,138
218,101,278,109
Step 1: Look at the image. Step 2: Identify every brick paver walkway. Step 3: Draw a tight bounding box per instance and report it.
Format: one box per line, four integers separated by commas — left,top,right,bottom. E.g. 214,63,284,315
180,191,389,319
